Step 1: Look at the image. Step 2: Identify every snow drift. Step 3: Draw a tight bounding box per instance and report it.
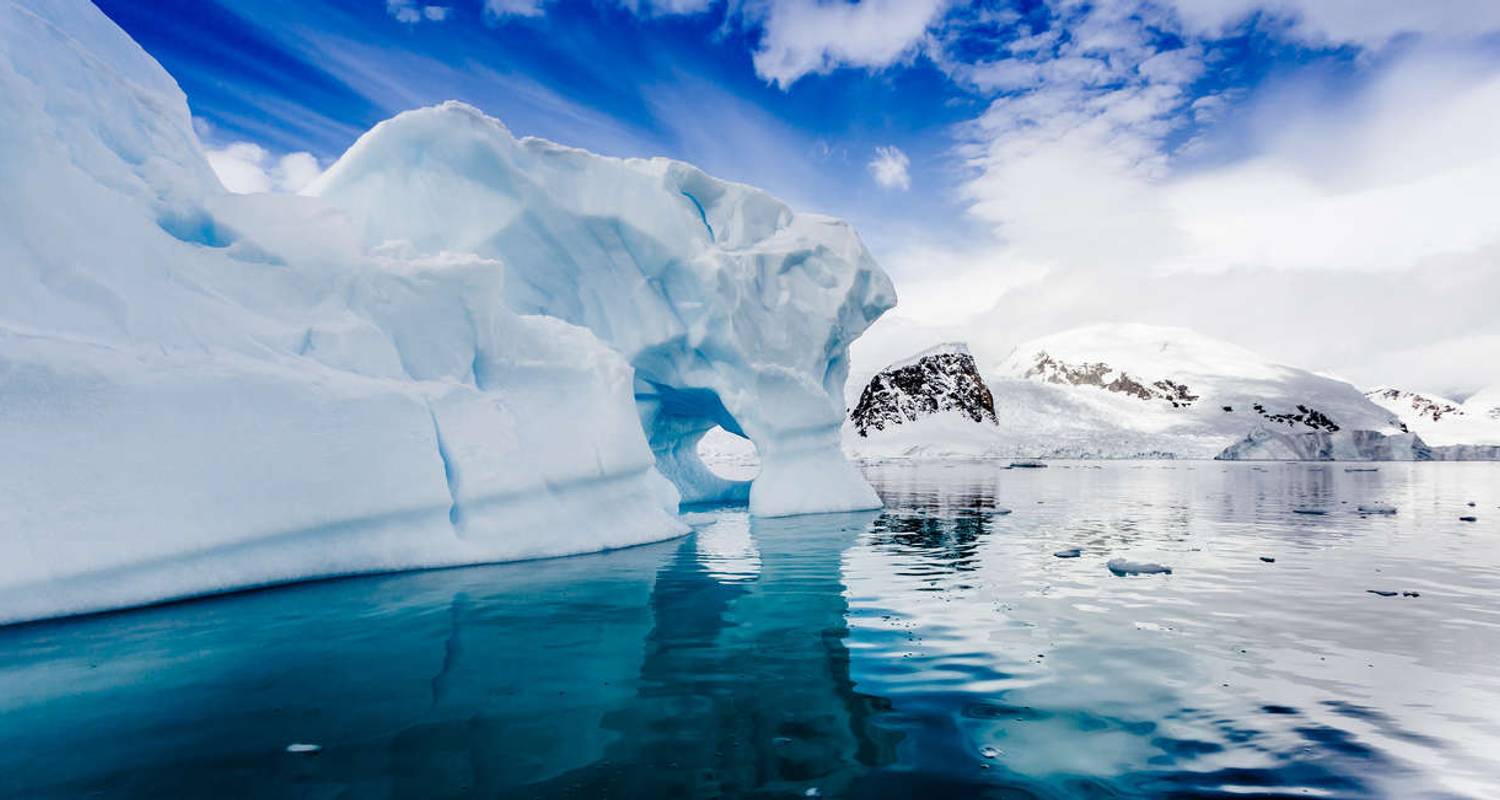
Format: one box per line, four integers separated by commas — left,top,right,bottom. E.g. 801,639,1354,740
0,0,891,624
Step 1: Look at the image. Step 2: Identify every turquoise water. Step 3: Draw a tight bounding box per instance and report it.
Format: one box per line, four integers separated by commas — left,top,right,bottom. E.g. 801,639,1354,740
1,461,1497,798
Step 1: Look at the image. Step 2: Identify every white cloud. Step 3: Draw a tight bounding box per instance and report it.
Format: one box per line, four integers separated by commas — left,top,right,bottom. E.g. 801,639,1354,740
1163,0,1500,46
748,0,947,88
204,142,323,194
865,0,1500,391
483,0,547,20
387,0,451,24
868,146,911,190
616,0,715,16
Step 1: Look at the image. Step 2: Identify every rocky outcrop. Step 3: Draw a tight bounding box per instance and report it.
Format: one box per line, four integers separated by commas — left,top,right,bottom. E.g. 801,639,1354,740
1021,352,1200,408
1365,387,1463,423
850,344,997,436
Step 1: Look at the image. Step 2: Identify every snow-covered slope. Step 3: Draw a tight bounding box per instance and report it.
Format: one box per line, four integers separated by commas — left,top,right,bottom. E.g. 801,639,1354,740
1465,385,1500,421
843,324,1409,460
1364,387,1500,446
0,0,889,624
977,324,1405,458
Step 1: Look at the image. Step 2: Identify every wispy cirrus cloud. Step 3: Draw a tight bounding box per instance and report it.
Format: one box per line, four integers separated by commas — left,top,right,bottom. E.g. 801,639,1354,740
868,146,911,190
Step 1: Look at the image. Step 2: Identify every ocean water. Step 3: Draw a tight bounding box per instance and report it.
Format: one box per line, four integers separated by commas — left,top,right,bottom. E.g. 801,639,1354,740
1,461,1497,799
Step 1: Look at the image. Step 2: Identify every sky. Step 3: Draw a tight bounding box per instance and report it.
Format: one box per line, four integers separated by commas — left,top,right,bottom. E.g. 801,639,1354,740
96,0,1500,397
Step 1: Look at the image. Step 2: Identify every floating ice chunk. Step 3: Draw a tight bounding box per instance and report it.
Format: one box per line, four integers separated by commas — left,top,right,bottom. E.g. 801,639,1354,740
1108,558,1172,576
979,745,1002,759
1054,548,1083,559
1357,504,1398,515
285,743,322,754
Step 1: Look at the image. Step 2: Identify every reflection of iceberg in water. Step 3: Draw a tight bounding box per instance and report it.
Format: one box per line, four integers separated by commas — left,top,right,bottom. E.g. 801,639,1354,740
0,546,673,797
0,510,902,798
527,511,902,798
689,511,762,584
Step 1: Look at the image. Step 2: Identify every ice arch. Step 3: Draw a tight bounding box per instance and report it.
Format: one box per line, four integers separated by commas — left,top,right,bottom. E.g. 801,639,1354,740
307,103,896,516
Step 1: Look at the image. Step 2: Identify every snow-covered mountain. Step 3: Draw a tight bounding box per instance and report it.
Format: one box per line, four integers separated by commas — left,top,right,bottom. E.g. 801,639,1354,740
987,324,1405,458
1466,385,1500,421
849,343,996,436
0,0,891,624
845,324,1411,460
1364,387,1500,446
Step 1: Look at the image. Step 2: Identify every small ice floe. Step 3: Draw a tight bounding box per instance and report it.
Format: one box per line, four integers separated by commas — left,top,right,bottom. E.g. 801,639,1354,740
285,743,322,754
979,745,1003,759
1054,547,1083,559
1357,504,1397,515
1009,460,1048,469
1260,556,1275,563
1108,558,1172,576
1292,507,1327,515
1460,515,1478,522
804,789,821,798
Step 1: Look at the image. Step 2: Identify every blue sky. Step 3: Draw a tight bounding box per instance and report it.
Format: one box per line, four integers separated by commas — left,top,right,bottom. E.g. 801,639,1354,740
94,0,1361,254
96,0,1500,392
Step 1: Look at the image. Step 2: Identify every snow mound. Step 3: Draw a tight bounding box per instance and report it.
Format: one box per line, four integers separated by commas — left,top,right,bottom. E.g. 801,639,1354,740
0,0,889,625
306,101,894,516
1366,387,1500,446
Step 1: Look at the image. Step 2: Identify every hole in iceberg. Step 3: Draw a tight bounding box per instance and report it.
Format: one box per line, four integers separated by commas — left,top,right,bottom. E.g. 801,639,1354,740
696,425,760,483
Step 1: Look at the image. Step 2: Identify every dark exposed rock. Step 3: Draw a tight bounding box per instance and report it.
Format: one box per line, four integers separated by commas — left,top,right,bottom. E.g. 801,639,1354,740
1365,387,1463,423
1021,351,1197,409
850,344,997,437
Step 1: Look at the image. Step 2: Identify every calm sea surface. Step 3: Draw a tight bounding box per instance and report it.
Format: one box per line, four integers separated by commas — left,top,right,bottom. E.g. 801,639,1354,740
1,461,1497,799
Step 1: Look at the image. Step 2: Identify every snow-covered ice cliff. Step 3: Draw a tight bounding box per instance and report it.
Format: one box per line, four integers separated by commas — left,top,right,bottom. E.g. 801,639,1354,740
1214,428,1433,461
0,0,891,624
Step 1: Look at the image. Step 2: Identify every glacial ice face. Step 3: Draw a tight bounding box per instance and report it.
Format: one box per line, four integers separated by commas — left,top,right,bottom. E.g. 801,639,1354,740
0,0,887,624
305,102,895,515
1213,428,1433,461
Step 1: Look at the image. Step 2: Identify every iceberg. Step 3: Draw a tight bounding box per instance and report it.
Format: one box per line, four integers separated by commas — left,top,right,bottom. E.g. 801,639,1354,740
304,101,893,515
0,0,891,624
